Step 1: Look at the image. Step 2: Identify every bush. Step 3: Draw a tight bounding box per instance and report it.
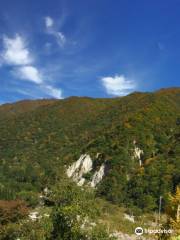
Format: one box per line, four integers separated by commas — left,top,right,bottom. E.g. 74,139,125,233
17,191,39,207
0,200,29,225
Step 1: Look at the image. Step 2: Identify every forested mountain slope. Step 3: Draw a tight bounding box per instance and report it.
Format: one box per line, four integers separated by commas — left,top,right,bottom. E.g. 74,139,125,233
0,88,179,212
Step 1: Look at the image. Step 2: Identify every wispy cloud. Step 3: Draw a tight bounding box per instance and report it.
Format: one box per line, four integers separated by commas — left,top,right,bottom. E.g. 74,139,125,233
55,32,66,47
41,85,63,99
101,74,136,96
45,16,66,48
0,34,63,99
14,84,63,99
1,34,33,65
13,66,43,84
45,16,54,28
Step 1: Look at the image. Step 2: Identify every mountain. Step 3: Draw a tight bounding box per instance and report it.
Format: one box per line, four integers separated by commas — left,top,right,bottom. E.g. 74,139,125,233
0,99,57,119
0,88,179,239
0,88,180,240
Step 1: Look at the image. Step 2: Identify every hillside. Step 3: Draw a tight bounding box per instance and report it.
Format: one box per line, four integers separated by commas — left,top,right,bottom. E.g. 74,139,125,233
0,88,179,239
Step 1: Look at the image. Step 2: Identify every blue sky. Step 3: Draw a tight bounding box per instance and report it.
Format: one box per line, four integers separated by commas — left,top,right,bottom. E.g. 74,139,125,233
0,0,180,103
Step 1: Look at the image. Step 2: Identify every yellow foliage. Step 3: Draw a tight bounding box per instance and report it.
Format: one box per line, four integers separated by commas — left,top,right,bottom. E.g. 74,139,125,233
168,187,180,236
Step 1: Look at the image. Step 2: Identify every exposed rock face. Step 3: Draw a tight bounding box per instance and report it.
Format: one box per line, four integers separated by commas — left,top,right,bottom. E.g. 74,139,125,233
134,146,144,160
77,178,86,186
66,154,105,187
29,211,41,221
66,154,93,186
133,141,144,166
90,164,105,188
124,213,135,223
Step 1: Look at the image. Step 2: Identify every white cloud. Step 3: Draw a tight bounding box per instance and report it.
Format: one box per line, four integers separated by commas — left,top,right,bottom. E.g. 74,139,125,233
44,16,66,48
1,33,64,99
16,84,63,99
13,66,63,99
101,74,136,96
1,34,33,65
45,16,54,28
14,66,43,84
56,32,66,47
41,85,63,99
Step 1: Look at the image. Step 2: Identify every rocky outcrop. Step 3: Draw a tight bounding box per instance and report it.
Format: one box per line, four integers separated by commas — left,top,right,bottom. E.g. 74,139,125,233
133,146,143,160
124,213,135,223
66,154,93,186
133,140,144,166
29,211,41,221
90,164,105,188
66,154,105,187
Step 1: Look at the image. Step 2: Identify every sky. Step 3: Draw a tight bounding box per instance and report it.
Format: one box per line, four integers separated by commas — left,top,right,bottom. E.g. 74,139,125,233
0,0,180,103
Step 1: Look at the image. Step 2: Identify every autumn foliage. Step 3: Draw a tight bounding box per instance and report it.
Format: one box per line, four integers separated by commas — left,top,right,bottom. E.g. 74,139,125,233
0,200,29,225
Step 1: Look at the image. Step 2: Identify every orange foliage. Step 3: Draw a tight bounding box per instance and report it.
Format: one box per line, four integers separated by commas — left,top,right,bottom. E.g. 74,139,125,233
0,200,29,225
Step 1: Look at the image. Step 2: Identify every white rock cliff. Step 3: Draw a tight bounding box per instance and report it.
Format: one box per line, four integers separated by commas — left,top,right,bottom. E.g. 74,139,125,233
66,154,105,187
66,154,93,186
90,164,105,188
133,141,144,166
